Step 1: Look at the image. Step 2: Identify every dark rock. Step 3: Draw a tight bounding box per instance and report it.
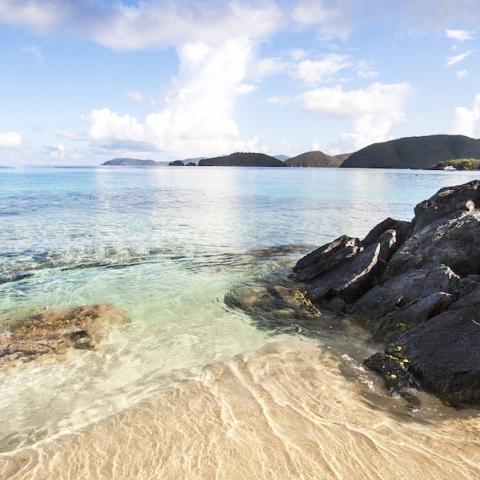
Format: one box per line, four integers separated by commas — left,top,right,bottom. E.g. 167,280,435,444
412,180,480,233
362,217,411,247
186,162,196,166
386,210,480,278
0,304,128,366
325,296,347,314
395,284,480,406
169,160,185,166
364,351,419,397
294,235,363,282
353,265,460,325
373,292,455,342
308,230,398,304
292,180,480,405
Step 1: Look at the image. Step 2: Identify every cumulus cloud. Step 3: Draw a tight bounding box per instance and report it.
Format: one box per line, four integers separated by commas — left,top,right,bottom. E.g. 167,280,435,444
254,52,351,85
86,38,266,157
453,94,480,137
446,29,474,42
446,50,473,66
301,82,413,149
127,90,146,102
293,54,350,85
356,60,378,79
0,131,22,149
457,69,468,78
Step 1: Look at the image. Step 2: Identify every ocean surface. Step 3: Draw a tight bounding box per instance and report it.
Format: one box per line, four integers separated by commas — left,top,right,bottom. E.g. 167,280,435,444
1,166,480,479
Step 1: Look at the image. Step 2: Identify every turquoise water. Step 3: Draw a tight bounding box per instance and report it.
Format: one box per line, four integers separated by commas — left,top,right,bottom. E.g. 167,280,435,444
1,166,479,455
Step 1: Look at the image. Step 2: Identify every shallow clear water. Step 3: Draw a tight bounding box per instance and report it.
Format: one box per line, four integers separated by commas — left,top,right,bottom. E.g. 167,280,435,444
1,167,480,478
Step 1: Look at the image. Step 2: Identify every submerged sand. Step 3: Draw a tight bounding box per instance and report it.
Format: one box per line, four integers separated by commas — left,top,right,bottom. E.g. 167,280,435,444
1,339,479,480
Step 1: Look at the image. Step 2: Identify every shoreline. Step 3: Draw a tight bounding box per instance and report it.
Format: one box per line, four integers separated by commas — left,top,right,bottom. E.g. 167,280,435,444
2,339,479,480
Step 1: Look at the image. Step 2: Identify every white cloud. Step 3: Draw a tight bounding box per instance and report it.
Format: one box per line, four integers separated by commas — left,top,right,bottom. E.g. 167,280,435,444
0,131,22,149
446,50,473,66
453,94,480,137
127,90,146,102
289,48,307,61
253,56,288,78
457,69,468,78
292,0,351,39
0,1,283,50
293,54,350,85
21,44,44,63
356,60,378,79
446,29,474,42
301,82,413,150
86,38,266,157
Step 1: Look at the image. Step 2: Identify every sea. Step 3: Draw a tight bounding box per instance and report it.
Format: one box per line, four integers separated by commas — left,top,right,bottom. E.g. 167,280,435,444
1,166,479,479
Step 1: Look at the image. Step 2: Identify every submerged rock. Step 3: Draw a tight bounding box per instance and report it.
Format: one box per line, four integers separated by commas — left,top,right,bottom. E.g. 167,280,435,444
293,180,480,407
0,304,128,366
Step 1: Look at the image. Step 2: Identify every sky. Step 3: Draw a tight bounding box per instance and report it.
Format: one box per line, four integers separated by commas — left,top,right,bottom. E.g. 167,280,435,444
0,0,479,165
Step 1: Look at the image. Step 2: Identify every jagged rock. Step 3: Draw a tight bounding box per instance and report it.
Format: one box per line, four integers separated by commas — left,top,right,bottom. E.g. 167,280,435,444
362,217,411,247
372,292,455,342
412,180,480,233
0,304,128,366
308,230,398,304
386,210,480,278
393,283,480,406
364,351,420,407
294,235,363,282
293,180,480,406
353,265,460,326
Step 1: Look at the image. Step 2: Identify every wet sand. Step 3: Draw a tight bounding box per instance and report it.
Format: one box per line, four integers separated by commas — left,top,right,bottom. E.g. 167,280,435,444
2,339,479,480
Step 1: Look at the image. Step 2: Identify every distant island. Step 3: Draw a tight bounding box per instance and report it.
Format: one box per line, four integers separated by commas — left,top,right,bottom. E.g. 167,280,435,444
342,134,480,169
286,151,349,168
198,152,285,167
101,134,480,170
102,158,159,166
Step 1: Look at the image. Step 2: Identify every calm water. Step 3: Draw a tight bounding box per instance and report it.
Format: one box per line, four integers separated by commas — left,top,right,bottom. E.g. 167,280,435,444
1,167,480,479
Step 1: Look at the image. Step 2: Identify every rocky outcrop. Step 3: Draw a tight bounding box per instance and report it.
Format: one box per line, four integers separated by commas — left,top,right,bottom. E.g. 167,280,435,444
294,180,480,406
0,304,128,366
169,160,185,166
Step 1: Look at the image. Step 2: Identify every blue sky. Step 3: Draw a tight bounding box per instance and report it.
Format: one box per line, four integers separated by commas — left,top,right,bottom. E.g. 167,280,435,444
0,0,479,165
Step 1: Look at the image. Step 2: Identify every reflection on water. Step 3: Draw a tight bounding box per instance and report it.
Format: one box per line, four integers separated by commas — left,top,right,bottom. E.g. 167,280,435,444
1,167,480,478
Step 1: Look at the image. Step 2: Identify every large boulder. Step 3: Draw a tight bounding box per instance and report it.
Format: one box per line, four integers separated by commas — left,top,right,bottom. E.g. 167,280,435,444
0,304,128,366
291,180,480,406
386,210,480,278
362,217,411,247
294,235,363,282
368,282,480,406
307,230,398,305
353,265,460,332
412,179,480,232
